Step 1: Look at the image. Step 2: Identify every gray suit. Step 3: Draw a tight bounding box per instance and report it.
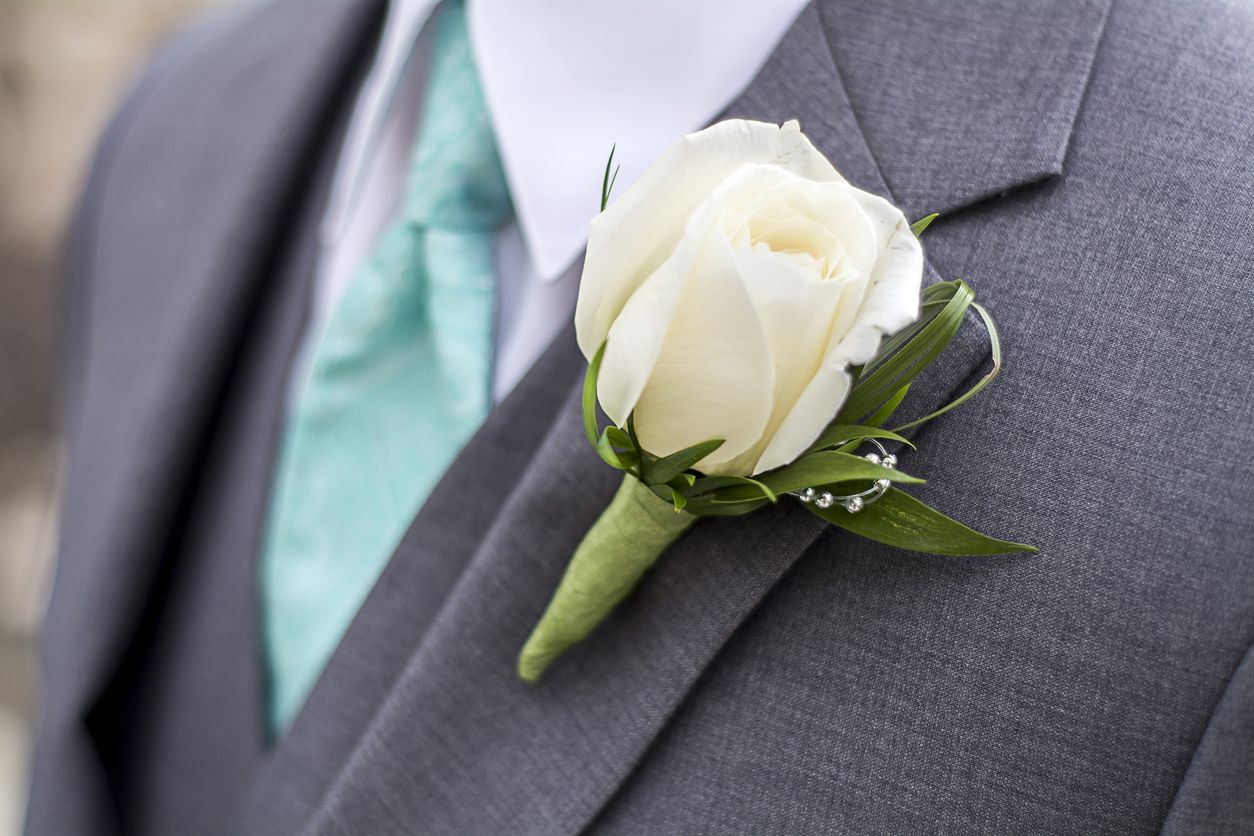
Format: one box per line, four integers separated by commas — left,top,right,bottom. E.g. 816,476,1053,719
26,0,1254,833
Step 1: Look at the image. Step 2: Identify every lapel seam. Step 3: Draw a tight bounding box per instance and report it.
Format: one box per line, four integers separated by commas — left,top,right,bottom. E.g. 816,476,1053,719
1054,0,1115,178
808,4,902,208
813,0,1112,219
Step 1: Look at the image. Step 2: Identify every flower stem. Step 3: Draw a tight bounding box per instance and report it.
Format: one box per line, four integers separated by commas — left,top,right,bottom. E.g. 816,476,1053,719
518,474,696,682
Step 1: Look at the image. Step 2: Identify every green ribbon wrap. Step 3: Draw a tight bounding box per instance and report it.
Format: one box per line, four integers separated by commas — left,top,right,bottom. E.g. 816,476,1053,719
518,474,697,682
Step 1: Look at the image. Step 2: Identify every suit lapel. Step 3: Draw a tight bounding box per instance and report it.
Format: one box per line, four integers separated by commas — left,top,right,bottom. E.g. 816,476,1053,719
44,0,385,749
814,0,1112,221
249,2,1108,833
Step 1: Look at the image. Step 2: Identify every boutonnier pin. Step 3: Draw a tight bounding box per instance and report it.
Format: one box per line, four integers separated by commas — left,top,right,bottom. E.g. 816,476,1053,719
518,119,1035,682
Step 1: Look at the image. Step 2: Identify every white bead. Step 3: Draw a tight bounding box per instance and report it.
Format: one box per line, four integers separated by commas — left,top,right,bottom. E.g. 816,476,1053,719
798,487,816,503
815,492,835,509
844,496,864,513
875,478,891,491
863,452,881,465
881,453,898,469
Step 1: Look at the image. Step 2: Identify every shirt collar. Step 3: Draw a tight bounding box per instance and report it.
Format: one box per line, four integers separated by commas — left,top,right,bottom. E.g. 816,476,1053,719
467,0,810,282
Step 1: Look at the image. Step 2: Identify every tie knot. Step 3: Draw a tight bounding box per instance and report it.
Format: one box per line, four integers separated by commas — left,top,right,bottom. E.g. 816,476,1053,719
405,0,512,232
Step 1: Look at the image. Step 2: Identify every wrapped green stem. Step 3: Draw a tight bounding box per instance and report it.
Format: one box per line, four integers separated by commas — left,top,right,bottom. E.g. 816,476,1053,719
518,474,696,682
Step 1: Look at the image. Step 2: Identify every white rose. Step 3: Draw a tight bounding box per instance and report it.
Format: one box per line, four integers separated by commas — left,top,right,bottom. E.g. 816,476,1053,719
575,119,923,477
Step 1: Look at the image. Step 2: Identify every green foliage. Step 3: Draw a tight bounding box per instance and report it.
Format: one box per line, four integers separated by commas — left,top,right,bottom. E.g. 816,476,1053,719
806,423,914,456
889,301,1001,433
806,487,1036,556
642,439,724,485
689,474,777,501
582,343,606,447
669,486,688,512
600,145,621,212
596,427,639,470
911,213,939,236
577,217,1033,556
712,451,921,503
677,494,770,517
862,385,911,429
837,280,973,425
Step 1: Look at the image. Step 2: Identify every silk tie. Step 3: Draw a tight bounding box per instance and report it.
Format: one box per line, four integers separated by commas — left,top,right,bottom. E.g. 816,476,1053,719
261,0,511,734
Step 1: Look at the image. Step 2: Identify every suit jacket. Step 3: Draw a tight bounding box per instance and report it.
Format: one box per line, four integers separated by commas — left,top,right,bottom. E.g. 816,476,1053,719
27,0,1254,833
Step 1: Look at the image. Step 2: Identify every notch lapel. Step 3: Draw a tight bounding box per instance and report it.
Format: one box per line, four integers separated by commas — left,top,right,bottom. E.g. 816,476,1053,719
255,2,1108,833
814,0,1112,221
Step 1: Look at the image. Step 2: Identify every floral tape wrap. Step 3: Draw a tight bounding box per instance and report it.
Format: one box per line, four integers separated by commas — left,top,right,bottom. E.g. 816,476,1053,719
518,475,695,682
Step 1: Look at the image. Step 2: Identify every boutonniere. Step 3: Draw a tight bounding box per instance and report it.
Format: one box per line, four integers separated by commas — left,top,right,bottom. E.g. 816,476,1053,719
518,119,1034,682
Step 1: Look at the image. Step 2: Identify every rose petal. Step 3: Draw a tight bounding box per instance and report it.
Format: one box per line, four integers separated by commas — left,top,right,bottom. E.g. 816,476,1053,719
629,229,776,475
729,232,846,473
753,192,922,474
731,170,880,285
575,120,842,360
833,190,925,365
595,191,728,426
595,224,701,427
752,365,856,474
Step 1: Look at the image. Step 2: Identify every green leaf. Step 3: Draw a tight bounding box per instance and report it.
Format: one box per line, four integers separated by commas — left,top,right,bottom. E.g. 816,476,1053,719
626,413,642,452
807,422,914,456
686,475,753,493
863,384,911,428
596,427,639,470
838,280,972,423
669,486,688,512
806,487,1036,555
864,281,968,378
670,472,697,489
687,474,778,504
600,145,621,212
890,300,1002,433
681,496,770,517
582,342,607,447
643,438,724,486
911,213,939,236
649,481,752,516
605,425,634,451
607,166,620,205
833,389,915,454
713,451,921,502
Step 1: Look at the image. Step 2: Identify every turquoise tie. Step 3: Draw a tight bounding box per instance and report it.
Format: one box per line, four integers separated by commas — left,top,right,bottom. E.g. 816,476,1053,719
261,0,511,734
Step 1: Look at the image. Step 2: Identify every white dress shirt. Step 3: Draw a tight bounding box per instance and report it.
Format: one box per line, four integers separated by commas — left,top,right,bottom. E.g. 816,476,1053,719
305,0,809,402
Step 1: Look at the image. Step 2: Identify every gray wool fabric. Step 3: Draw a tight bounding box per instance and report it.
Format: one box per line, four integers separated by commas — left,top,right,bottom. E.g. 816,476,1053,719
26,0,1254,834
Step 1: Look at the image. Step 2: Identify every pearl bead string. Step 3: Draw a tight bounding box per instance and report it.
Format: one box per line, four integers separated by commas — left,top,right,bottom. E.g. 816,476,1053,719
792,436,896,514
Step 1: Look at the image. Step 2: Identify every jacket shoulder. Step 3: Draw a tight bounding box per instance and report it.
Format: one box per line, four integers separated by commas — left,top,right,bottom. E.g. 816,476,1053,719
61,0,374,422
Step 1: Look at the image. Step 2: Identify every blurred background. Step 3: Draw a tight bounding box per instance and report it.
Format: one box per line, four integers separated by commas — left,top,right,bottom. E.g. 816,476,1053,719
0,0,230,830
